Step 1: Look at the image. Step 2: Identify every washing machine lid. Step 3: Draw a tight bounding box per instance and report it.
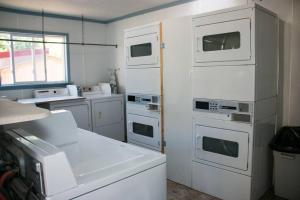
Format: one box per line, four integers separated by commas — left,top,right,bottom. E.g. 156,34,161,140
60,129,165,191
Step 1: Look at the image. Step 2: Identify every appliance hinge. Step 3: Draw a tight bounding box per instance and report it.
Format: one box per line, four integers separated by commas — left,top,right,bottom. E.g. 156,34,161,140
160,43,165,49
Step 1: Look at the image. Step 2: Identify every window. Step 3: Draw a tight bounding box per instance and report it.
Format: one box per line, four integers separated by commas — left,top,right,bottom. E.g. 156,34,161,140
203,136,239,158
0,30,68,87
132,122,154,138
203,32,240,51
130,43,152,57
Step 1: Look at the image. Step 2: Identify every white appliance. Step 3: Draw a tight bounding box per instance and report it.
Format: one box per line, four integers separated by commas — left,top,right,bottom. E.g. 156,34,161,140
22,87,83,105
34,88,69,98
124,22,162,95
89,94,125,142
191,4,278,200
192,4,278,102
127,93,161,151
125,22,160,68
193,18,252,65
1,110,166,200
192,98,276,200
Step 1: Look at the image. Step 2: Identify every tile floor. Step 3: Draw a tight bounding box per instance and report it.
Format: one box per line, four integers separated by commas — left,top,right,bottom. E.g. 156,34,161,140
167,180,219,200
167,180,283,200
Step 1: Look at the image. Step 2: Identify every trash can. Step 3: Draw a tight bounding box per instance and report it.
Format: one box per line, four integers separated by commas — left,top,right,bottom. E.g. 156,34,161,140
270,126,300,200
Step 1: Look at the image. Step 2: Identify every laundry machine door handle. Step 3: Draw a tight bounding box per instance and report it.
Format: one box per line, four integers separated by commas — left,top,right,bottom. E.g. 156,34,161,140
195,135,203,150
196,37,201,52
128,121,133,132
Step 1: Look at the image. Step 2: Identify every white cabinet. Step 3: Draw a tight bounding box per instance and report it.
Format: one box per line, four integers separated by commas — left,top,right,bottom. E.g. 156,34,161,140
39,99,92,131
90,95,125,141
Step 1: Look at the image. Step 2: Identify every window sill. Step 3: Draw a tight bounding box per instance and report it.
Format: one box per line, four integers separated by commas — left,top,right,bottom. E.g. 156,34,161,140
0,83,72,91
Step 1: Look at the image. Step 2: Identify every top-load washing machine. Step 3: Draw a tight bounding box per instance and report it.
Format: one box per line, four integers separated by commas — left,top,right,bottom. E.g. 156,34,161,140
1,110,166,200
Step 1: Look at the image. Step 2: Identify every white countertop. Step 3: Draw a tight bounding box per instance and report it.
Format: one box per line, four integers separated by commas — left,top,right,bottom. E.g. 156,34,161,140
17,96,86,104
17,94,123,104
83,93,123,100
0,99,50,125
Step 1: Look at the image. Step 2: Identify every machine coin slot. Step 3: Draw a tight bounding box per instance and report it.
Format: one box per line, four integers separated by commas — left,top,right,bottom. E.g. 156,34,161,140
142,98,151,102
195,101,209,110
221,106,237,110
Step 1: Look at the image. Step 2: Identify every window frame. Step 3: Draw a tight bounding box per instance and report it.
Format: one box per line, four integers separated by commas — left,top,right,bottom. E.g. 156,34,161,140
0,28,71,90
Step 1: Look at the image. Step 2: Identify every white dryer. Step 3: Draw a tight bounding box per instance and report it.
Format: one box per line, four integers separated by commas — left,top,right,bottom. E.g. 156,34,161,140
191,98,276,200
191,4,278,102
124,22,162,95
126,93,162,151
125,22,160,68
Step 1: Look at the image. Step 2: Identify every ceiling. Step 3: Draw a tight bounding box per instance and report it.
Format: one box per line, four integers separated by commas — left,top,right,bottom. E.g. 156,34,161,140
0,0,184,22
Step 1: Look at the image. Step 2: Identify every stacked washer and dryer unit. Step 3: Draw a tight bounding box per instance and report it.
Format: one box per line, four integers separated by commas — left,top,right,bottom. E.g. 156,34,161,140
191,4,278,200
124,23,163,152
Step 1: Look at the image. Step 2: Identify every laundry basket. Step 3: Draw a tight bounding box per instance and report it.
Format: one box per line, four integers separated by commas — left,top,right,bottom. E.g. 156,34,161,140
270,126,300,200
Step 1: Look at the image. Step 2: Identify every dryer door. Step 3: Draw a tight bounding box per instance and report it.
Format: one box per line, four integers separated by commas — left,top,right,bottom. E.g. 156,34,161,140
127,114,160,149
194,124,249,171
194,18,251,64
125,33,160,67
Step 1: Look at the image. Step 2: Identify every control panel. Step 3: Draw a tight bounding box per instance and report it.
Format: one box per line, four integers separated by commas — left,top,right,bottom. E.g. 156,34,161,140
193,98,253,123
127,94,160,111
193,98,252,113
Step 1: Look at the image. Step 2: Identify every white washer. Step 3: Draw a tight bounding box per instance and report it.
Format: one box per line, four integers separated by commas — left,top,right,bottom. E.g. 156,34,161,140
1,110,166,200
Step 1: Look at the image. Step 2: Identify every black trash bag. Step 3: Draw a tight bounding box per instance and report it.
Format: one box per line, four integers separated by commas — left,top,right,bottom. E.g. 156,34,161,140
269,126,300,154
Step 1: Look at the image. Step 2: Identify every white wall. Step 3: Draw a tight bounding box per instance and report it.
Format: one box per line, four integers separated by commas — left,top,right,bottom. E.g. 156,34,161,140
289,0,300,125
0,10,113,99
107,0,296,125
